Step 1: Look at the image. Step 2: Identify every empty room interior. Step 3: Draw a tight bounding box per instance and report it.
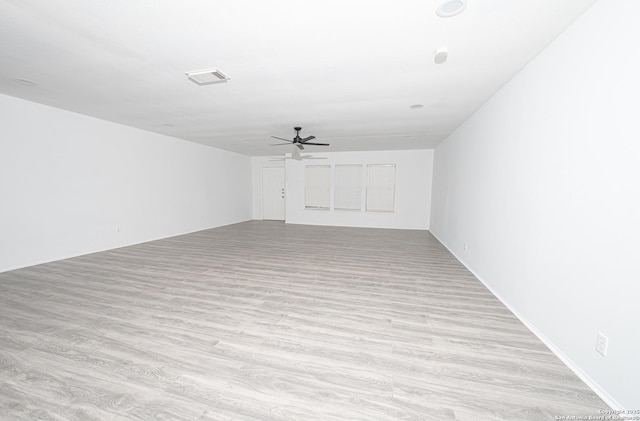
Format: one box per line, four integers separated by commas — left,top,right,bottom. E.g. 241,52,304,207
1,0,639,419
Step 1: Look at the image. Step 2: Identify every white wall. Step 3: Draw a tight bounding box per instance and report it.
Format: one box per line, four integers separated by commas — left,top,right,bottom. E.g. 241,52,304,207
430,0,639,409
282,150,432,230
0,94,252,272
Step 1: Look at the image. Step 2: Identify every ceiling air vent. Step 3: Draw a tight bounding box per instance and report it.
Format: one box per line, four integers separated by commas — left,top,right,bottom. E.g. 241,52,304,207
185,68,230,85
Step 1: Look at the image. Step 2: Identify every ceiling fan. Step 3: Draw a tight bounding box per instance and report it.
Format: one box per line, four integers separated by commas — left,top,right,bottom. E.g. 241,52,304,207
270,127,329,150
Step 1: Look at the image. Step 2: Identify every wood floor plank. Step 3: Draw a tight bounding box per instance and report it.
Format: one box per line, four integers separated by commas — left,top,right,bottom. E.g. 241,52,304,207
0,221,607,420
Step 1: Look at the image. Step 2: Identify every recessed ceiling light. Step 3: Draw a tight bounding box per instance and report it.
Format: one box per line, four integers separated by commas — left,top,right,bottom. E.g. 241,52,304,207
435,47,449,64
436,0,467,18
13,78,38,86
409,104,424,110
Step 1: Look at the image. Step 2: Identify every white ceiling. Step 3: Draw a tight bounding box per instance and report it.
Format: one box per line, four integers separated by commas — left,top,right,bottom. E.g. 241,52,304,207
0,0,598,156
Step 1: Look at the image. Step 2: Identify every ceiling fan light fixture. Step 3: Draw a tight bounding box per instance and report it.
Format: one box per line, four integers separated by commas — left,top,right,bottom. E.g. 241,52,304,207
185,68,230,85
436,0,467,18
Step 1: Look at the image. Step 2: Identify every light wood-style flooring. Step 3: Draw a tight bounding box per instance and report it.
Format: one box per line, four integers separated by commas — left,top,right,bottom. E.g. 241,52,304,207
0,221,607,420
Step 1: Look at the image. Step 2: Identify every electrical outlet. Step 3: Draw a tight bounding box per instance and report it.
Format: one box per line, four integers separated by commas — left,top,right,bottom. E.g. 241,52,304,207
596,332,609,357
463,242,467,251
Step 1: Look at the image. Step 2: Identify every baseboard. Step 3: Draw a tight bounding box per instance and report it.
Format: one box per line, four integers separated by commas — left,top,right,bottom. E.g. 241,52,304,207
429,231,623,411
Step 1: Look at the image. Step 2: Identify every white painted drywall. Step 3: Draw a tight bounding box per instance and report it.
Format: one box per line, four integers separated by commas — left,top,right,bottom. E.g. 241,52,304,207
0,94,252,272
430,0,639,409
284,150,432,230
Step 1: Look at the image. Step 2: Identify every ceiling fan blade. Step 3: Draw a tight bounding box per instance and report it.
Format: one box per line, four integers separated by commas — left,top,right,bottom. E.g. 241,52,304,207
270,142,293,146
297,144,304,150
271,136,293,142
300,135,316,143
301,142,330,146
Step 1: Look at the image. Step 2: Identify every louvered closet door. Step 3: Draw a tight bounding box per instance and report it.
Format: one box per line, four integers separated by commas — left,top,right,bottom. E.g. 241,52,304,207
262,167,285,220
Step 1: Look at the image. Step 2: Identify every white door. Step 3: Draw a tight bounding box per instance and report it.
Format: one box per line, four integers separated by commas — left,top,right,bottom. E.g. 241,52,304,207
262,167,285,220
